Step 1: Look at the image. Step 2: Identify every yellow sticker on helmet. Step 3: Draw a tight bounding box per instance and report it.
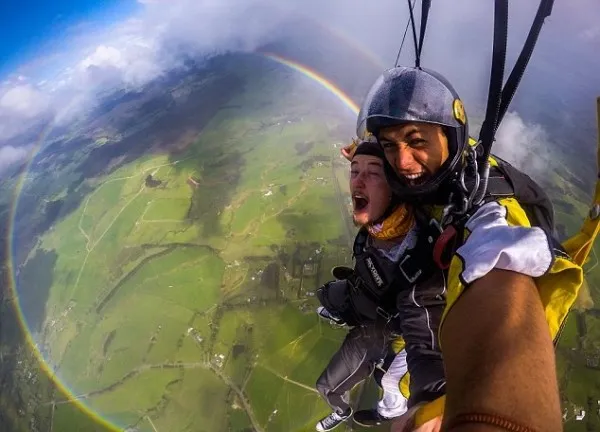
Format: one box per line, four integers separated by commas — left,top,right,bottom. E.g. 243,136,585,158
453,99,466,125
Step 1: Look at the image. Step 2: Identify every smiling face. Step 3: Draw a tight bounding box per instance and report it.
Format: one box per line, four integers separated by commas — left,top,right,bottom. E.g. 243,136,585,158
350,154,392,226
378,122,450,187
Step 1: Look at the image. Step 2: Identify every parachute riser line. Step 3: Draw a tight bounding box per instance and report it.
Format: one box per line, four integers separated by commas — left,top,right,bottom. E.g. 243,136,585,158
477,0,508,171
395,0,416,67
472,0,553,216
400,0,430,69
478,0,555,166
417,0,431,68
407,0,420,68
495,0,555,131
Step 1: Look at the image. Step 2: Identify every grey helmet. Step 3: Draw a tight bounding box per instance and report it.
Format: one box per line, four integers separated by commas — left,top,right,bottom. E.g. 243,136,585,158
357,66,469,200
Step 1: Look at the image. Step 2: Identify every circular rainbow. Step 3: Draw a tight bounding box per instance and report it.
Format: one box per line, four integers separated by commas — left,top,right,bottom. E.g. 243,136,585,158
7,53,362,430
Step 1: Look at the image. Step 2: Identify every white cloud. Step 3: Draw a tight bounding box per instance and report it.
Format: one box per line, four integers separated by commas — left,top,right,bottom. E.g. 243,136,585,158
58,0,296,93
0,80,55,142
0,84,51,118
494,111,552,176
79,45,126,70
0,0,297,141
78,41,163,89
580,25,600,42
0,0,598,148
0,145,29,174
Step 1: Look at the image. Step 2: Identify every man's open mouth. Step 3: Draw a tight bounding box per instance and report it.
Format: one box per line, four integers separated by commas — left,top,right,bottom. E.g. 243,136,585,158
402,171,428,186
353,193,369,211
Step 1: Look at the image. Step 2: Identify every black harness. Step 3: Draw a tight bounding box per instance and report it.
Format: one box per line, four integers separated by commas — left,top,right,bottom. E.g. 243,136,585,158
340,156,559,326
433,156,560,269
346,219,442,323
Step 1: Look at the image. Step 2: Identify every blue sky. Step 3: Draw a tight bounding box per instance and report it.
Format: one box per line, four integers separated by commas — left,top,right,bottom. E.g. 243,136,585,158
0,0,596,180
0,0,597,149
0,0,138,78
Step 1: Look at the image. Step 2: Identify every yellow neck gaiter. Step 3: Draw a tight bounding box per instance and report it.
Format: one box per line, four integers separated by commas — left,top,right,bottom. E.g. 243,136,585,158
367,204,415,240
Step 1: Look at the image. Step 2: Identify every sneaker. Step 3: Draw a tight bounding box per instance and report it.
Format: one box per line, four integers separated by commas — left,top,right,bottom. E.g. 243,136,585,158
316,409,352,431
317,306,346,326
353,409,394,428
331,265,353,280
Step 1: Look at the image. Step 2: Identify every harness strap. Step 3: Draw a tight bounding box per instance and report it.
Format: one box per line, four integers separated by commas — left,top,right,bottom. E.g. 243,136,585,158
350,226,436,322
347,260,404,320
353,227,369,258
375,251,425,321
435,165,515,269
485,171,514,197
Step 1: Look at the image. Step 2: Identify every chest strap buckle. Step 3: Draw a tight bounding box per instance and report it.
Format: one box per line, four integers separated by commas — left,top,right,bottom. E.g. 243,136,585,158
376,307,398,322
399,254,422,284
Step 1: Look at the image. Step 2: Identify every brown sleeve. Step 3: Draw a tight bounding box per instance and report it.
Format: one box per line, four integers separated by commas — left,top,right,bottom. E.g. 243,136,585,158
439,269,562,432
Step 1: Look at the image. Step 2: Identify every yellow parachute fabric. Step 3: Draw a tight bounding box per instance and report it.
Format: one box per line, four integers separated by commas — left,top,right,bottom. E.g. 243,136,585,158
561,97,600,267
413,97,600,428
440,196,584,342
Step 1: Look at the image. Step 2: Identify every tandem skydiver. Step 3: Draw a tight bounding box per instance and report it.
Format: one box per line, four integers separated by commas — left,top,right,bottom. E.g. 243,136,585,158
314,140,447,431
356,65,589,432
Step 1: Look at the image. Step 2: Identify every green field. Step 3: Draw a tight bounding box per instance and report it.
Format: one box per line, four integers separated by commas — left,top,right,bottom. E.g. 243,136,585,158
20,54,366,431
13,50,600,432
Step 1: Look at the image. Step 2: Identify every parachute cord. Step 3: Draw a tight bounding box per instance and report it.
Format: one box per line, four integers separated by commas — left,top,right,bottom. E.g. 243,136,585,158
472,0,508,205
474,0,555,205
495,0,555,131
416,0,431,66
407,0,420,68
479,0,508,157
396,0,430,69
395,0,416,67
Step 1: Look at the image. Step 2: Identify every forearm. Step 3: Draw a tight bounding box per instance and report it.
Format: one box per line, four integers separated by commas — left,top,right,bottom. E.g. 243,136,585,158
440,269,562,432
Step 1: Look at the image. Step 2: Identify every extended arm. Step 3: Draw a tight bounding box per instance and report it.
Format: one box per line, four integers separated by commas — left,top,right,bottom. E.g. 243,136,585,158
440,269,562,432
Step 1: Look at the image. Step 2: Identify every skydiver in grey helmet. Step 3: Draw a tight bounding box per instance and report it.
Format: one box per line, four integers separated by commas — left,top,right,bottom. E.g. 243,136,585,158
357,65,580,432
356,66,468,205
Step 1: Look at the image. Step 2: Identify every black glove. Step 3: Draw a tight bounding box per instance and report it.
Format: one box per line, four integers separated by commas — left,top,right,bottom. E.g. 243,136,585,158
316,279,364,327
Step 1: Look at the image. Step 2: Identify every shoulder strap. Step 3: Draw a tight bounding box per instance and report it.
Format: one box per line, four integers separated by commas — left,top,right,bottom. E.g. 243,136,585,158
353,227,369,259
484,164,515,199
350,228,437,321
487,156,556,234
